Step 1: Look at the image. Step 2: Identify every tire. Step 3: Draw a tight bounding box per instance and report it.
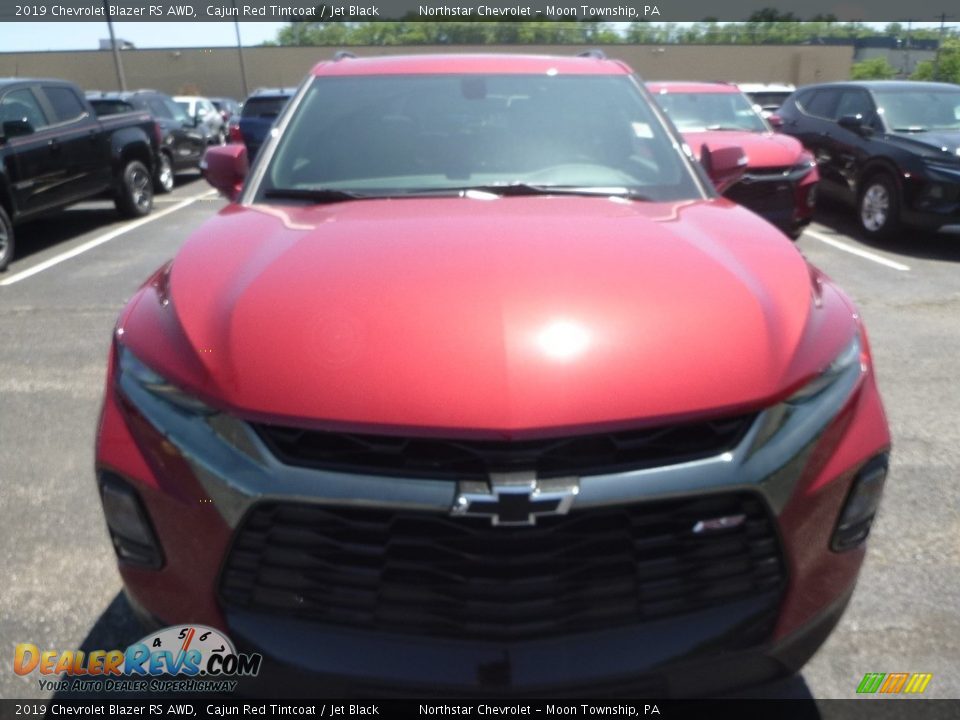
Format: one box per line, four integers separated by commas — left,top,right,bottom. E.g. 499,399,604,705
857,173,901,241
154,152,175,194
115,159,154,219
0,205,14,272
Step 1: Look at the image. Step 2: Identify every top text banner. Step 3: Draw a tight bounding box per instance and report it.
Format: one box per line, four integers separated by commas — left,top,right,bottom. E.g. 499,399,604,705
0,0,953,22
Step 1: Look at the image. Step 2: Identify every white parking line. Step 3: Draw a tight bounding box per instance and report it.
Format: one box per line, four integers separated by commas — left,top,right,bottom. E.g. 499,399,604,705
803,228,911,272
0,189,217,287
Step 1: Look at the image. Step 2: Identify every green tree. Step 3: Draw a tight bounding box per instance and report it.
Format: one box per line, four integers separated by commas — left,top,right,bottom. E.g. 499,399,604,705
850,57,898,80
911,39,960,83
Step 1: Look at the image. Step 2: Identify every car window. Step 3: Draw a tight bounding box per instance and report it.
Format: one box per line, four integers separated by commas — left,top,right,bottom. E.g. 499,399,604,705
166,100,189,123
89,99,135,117
261,74,701,203
42,85,87,124
242,96,289,119
800,89,841,120
0,88,49,130
835,90,875,120
147,97,173,119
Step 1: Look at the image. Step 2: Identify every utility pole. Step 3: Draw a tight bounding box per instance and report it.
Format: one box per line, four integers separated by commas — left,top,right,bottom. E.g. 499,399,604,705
932,12,954,81
103,0,127,91
232,1,250,98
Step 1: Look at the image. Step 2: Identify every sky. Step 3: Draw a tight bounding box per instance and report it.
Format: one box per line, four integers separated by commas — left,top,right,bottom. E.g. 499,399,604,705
0,20,948,53
0,22,287,52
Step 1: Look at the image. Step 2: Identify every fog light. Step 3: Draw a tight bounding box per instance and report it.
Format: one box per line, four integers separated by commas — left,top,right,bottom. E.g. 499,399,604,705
98,472,163,568
831,455,888,552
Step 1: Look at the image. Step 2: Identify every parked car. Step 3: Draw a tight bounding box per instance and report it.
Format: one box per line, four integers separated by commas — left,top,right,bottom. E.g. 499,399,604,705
238,87,295,159
96,53,890,697
775,80,960,239
738,83,796,119
649,81,818,239
210,96,241,124
87,90,207,194
174,95,226,145
0,78,158,271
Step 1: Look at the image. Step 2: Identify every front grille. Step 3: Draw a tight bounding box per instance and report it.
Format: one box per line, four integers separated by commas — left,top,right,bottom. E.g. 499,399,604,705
220,493,786,641
252,414,755,480
726,177,794,216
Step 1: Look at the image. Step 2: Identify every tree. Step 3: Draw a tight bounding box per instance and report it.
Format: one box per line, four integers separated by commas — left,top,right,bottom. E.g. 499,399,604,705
850,57,898,80
912,38,960,83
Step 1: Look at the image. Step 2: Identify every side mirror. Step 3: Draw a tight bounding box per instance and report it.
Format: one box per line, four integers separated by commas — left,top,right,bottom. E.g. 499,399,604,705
838,114,872,135
767,114,784,130
2,119,35,138
700,143,747,194
201,144,248,201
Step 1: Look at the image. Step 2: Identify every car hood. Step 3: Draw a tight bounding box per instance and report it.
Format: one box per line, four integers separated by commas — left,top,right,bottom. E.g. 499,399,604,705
684,130,806,169
130,196,851,436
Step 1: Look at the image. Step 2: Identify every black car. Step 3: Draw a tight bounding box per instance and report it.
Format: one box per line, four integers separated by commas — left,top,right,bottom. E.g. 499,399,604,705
87,90,208,194
0,78,158,270
776,81,960,239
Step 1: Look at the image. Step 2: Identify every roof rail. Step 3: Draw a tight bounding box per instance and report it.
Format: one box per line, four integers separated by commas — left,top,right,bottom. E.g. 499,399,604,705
577,49,607,60
333,51,357,61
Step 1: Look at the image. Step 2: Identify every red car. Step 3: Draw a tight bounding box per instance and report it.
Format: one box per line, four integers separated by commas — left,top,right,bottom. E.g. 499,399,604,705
648,81,819,239
95,53,890,696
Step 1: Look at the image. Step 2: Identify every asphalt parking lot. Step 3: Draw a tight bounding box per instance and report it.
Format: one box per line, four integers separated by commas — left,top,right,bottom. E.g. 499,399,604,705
1,177,958,701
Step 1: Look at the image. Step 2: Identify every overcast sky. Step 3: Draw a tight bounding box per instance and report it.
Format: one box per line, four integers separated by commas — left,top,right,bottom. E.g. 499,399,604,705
0,22,286,52
0,20,948,53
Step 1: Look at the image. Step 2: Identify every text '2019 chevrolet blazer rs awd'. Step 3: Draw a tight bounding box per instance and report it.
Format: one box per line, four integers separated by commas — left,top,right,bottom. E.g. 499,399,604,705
95,53,891,697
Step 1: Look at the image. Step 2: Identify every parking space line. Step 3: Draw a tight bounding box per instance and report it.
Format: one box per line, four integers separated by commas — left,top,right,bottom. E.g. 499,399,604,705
0,189,217,287
803,228,911,272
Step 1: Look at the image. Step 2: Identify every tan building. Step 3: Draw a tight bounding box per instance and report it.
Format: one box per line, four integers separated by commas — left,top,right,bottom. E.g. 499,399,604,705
0,44,853,99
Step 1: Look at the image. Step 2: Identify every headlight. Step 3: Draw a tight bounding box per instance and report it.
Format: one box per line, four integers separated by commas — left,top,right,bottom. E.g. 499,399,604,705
117,344,214,415
749,333,862,453
786,333,862,403
785,153,817,180
921,158,960,179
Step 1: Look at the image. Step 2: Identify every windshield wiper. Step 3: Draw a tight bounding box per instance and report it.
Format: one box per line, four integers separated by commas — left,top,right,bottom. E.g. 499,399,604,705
705,125,747,131
893,126,928,133
439,183,651,200
264,187,367,203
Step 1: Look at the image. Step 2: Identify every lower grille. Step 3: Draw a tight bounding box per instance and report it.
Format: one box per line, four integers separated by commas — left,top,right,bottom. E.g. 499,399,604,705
220,493,786,641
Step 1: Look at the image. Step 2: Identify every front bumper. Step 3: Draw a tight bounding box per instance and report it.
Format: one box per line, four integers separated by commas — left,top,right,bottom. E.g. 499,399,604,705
94,334,889,696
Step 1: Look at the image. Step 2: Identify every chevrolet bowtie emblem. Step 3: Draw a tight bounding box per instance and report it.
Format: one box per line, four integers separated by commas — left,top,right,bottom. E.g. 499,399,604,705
452,472,579,527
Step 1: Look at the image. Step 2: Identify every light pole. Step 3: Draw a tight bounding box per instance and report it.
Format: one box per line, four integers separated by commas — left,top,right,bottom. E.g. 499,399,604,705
103,0,127,91
233,3,250,98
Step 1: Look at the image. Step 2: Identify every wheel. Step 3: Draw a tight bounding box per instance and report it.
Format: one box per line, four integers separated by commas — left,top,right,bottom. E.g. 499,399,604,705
154,152,174,194
115,159,154,219
858,173,901,240
0,205,14,272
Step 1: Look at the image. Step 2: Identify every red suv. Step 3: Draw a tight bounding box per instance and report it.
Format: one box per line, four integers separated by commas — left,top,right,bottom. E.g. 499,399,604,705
96,54,890,696
648,81,819,239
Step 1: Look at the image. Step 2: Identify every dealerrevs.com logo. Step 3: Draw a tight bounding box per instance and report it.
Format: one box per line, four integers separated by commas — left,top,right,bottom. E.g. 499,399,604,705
14,625,262,693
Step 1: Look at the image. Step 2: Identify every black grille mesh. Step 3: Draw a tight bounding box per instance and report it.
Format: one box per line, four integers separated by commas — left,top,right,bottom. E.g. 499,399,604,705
220,493,786,641
252,415,755,480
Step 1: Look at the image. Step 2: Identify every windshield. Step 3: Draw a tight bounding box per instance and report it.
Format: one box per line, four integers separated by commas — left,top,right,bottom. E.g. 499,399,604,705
653,91,767,133
874,89,960,131
255,74,702,203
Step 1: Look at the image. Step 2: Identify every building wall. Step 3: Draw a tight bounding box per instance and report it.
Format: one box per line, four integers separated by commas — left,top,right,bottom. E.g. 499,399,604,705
0,44,853,99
